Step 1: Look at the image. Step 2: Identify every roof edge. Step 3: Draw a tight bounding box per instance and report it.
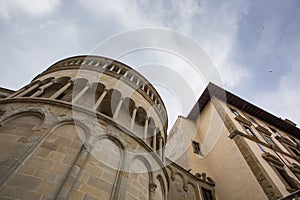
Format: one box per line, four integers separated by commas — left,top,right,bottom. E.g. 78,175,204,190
187,82,300,139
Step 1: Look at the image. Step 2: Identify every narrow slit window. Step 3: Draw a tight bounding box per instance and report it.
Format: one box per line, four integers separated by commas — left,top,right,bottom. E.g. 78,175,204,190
244,126,255,137
201,187,214,200
230,108,239,117
192,141,201,155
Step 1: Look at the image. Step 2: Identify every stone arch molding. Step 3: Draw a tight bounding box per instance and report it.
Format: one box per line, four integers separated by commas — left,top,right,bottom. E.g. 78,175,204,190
73,134,126,200
186,181,200,200
127,155,154,200
48,119,91,144
130,155,154,178
0,110,46,187
10,72,164,150
157,174,167,200
90,134,126,162
0,110,45,130
174,172,188,191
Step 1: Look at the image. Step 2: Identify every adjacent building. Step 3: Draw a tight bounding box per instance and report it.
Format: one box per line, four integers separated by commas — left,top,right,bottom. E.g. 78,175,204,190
167,82,300,200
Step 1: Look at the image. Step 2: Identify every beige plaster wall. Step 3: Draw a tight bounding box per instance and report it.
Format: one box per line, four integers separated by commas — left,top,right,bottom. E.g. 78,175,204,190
165,116,197,170
166,99,269,200
226,103,300,196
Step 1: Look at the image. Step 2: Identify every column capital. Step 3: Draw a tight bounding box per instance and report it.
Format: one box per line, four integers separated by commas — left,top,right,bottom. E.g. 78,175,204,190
149,183,157,192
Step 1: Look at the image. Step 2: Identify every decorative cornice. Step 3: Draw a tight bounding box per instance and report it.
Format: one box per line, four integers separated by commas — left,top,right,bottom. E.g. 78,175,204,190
187,82,300,140
290,163,300,173
235,115,252,126
262,152,284,167
229,130,297,160
195,173,215,186
275,135,295,146
149,183,157,192
164,158,215,186
256,125,272,136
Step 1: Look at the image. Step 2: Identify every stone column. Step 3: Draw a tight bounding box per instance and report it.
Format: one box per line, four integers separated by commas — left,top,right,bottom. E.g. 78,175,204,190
31,80,55,97
50,81,73,99
5,87,26,99
110,65,115,71
15,82,41,97
152,128,157,152
149,183,157,200
113,98,124,119
144,117,149,141
130,107,137,130
55,145,90,199
93,90,107,110
72,84,90,104
158,136,163,159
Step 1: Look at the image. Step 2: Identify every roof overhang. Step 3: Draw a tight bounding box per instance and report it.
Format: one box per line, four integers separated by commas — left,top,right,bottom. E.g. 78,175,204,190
187,82,300,139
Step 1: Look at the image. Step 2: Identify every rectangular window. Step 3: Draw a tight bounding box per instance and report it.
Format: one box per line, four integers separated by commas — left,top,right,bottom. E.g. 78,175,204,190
192,141,201,154
288,146,300,157
230,108,239,116
275,166,299,190
257,143,266,152
269,127,282,137
201,187,214,200
244,125,255,137
247,116,258,125
263,135,278,148
264,154,300,191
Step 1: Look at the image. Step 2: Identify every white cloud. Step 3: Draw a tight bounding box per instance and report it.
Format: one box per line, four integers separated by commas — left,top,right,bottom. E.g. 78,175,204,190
78,0,165,28
189,0,250,88
81,0,251,87
76,0,252,126
255,63,300,125
0,0,60,19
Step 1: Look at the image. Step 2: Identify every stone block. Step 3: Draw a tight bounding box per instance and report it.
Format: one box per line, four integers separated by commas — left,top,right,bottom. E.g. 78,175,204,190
83,194,99,200
51,164,68,177
68,189,84,200
35,148,51,158
8,174,42,191
17,136,32,143
19,165,36,176
0,185,15,197
36,182,55,196
87,176,112,193
62,155,74,165
127,185,138,197
28,157,54,170
55,137,80,150
47,151,65,162
13,127,32,137
41,142,58,151
79,184,109,199
11,188,42,200
101,170,116,184
0,133,20,142
34,170,57,182
126,192,139,200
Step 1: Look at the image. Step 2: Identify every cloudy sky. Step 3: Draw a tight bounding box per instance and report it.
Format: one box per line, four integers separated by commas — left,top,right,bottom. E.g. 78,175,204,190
0,0,299,129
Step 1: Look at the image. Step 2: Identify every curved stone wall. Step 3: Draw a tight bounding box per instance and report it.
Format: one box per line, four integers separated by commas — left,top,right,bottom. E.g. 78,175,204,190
0,100,169,199
6,55,168,155
0,55,169,200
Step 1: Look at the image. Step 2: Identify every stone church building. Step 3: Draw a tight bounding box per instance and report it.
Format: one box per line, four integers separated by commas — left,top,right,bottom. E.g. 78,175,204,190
0,55,299,200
